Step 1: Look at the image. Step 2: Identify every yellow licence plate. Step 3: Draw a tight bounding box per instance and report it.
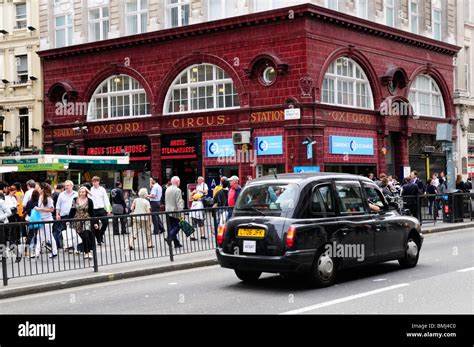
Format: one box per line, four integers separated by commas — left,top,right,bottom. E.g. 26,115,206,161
237,229,265,238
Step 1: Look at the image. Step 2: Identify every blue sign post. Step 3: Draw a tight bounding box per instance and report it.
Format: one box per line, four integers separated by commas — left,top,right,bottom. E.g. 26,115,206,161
329,136,374,156
256,136,283,156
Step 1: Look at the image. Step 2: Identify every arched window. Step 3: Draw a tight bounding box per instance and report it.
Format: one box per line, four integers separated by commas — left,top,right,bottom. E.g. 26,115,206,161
165,64,239,114
87,75,150,121
321,57,374,110
408,74,445,118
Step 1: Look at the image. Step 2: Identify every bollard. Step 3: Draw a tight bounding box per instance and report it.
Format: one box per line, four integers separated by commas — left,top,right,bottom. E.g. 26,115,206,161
1,224,8,286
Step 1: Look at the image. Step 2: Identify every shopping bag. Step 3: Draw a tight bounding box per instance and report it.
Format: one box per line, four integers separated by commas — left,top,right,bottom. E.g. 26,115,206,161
62,223,83,249
179,219,195,237
28,209,42,230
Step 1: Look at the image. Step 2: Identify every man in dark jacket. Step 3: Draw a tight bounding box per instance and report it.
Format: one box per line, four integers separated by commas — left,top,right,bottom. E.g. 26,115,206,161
402,177,420,219
410,170,424,194
110,182,128,235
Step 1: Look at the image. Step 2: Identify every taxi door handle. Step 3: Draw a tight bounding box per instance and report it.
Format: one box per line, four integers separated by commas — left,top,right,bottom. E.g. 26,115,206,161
375,224,382,232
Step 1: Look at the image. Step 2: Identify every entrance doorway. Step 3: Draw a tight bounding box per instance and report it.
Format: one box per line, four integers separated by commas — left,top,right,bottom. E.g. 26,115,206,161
161,134,201,191
205,166,239,196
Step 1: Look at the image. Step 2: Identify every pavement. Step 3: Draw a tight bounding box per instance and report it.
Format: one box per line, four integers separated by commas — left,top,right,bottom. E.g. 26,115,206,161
0,219,472,301
0,227,472,314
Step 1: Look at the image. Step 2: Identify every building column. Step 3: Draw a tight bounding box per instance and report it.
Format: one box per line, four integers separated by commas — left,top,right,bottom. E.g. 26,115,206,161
395,134,410,179
27,105,33,148
8,48,15,83
149,134,162,181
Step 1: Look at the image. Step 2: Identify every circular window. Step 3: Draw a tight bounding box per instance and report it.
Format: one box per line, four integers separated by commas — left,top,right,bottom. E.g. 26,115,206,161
262,66,277,86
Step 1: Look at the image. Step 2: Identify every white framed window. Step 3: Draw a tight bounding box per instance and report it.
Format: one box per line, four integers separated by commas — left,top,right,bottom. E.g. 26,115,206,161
321,57,374,110
166,0,190,28
125,0,148,35
164,64,240,115
87,75,150,121
432,8,442,40
325,0,338,11
466,47,471,94
408,74,445,118
385,0,394,27
89,5,109,41
55,14,73,48
19,108,29,148
254,0,289,12
15,3,27,29
409,0,418,34
16,55,28,84
208,0,236,21
356,0,368,19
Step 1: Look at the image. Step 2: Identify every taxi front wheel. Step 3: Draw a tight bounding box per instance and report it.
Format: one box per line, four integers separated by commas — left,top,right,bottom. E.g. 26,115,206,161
235,270,262,282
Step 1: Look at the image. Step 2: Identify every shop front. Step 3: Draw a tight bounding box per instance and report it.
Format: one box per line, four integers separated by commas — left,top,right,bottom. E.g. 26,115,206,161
161,133,201,190
84,136,151,190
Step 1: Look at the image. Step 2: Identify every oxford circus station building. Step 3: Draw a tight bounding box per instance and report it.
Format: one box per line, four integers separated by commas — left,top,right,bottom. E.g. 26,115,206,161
40,3,459,189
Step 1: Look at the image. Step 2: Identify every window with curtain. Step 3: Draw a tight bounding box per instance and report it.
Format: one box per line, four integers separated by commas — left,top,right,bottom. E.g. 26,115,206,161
126,0,148,35
87,75,150,121
166,0,190,28
55,14,73,48
89,5,109,41
385,0,394,27
165,64,240,114
15,3,27,29
321,57,374,110
16,55,28,84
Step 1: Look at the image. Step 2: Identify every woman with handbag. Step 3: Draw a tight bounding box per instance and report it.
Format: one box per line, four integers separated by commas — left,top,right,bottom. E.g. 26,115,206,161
33,183,58,259
24,190,40,258
69,186,96,259
190,193,205,241
129,188,153,250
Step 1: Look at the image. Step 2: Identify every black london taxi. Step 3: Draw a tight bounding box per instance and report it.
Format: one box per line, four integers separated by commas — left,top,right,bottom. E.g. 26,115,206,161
216,173,423,287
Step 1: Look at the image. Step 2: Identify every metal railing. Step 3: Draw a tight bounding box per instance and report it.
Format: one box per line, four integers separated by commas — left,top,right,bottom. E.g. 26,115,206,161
0,207,230,286
398,192,473,225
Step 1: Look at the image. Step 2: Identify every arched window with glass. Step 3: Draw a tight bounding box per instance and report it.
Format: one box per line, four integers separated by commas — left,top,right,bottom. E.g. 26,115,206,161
87,75,150,121
408,74,445,118
165,64,239,115
321,57,374,110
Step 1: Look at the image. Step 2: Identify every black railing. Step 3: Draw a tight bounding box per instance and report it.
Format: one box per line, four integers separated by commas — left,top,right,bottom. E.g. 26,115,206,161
0,207,230,286
398,192,473,224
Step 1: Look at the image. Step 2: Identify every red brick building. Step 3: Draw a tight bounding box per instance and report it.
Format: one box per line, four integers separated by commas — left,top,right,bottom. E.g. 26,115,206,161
39,4,459,189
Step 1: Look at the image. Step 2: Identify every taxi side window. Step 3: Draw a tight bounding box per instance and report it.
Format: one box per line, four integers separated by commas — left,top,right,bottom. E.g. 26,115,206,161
335,182,365,215
363,185,387,211
311,184,335,217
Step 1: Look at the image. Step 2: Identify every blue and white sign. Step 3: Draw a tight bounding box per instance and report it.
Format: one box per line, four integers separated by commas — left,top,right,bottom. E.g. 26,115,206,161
329,136,374,156
256,136,283,156
206,139,236,158
294,166,320,173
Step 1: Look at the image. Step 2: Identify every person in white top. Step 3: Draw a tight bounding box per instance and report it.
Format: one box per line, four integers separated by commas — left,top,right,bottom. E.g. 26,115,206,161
90,176,112,245
195,176,209,196
34,182,58,259
22,180,37,209
55,180,78,249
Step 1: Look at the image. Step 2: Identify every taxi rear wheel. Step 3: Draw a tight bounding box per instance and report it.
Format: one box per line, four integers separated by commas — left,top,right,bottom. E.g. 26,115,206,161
306,247,337,288
235,270,262,282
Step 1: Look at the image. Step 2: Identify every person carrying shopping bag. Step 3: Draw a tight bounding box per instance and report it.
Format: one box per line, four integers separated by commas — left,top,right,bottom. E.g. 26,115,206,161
33,183,58,259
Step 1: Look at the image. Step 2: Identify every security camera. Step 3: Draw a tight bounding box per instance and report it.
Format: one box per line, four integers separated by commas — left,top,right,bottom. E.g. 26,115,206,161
72,127,80,131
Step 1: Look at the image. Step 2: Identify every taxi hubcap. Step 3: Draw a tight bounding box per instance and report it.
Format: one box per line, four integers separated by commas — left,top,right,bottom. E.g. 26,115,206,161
318,253,334,280
407,240,418,259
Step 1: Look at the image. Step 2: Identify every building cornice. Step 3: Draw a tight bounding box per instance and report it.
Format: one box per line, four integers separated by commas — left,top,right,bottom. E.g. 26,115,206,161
37,4,460,60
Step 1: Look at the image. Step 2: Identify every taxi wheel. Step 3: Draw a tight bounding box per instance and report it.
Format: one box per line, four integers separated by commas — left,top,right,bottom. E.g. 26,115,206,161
307,247,337,288
398,236,419,268
235,270,262,283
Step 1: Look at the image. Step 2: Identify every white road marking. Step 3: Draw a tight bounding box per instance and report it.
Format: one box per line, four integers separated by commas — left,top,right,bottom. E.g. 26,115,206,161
373,279,387,282
457,267,474,273
168,283,178,285
281,283,410,315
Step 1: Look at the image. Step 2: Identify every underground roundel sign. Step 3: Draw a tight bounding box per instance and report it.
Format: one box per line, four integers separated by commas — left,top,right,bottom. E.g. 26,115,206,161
256,136,283,156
